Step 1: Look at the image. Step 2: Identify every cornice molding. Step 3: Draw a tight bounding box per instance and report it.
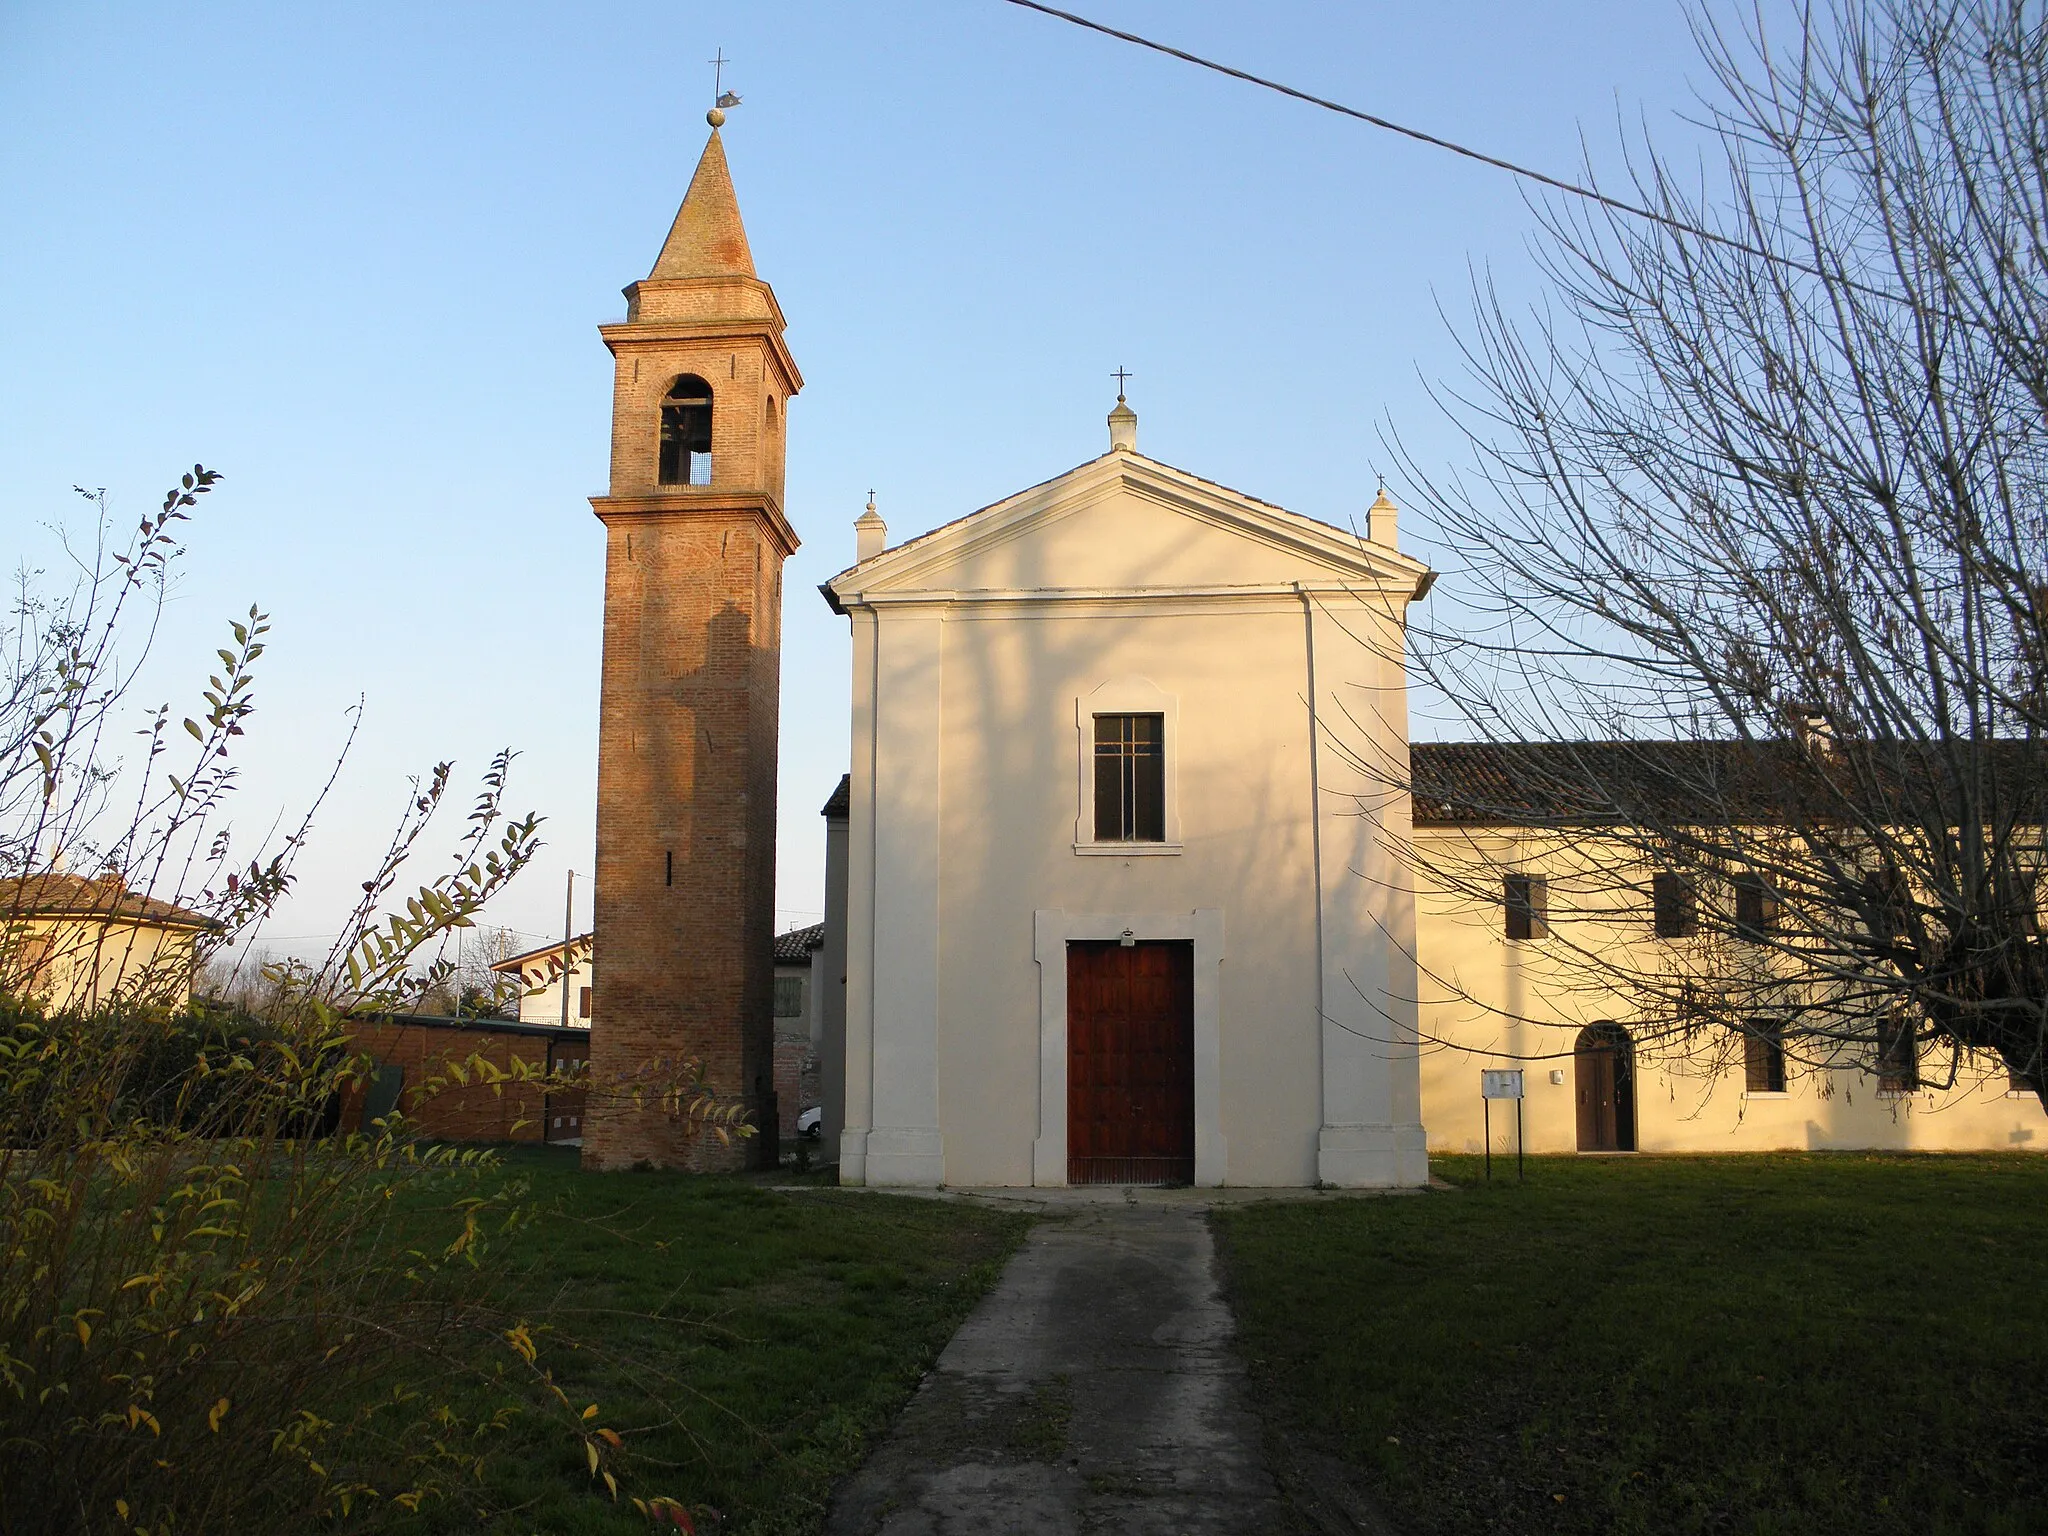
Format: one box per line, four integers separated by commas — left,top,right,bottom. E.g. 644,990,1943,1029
831,580,1418,618
598,320,804,396
590,492,799,559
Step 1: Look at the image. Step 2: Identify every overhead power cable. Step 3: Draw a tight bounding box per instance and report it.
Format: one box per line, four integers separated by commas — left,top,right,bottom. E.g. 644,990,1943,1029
996,0,1885,297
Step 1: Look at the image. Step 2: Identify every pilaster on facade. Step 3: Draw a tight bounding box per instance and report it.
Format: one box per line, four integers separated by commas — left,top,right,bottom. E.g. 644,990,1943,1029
859,611,946,1187
1306,595,1427,1187
838,611,880,1184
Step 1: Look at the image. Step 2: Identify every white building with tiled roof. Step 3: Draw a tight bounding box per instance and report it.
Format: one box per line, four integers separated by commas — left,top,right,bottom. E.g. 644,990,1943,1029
2,870,213,1010
491,933,595,1029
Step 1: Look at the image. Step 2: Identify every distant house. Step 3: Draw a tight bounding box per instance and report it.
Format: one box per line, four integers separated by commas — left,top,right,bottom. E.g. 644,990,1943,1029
490,933,594,1029
773,922,826,1137
0,871,212,1011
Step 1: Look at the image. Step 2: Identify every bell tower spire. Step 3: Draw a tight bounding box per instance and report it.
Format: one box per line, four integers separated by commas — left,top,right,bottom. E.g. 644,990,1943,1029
585,114,803,1172
649,131,755,280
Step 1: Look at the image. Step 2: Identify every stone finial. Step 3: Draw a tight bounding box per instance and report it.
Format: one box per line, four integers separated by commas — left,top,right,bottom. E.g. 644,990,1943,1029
1367,486,1399,548
1108,393,1138,453
855,492,887,562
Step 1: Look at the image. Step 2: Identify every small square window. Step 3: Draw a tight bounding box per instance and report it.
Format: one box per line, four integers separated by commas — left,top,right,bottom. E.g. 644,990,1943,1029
1093,714,1165,842
1653,872,1698,938
773,975,805,1018
1504,874,1548,940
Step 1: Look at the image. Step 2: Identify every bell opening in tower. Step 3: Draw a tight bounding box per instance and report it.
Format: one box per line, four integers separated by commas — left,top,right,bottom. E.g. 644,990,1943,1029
659,374,714,486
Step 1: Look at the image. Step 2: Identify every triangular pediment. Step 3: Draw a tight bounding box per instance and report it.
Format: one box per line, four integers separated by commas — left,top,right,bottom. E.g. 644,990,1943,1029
826,453,1430,604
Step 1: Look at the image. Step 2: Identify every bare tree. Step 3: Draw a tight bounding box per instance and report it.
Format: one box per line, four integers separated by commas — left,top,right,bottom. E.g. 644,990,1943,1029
1390,0,2048,1104
453,923,523,1017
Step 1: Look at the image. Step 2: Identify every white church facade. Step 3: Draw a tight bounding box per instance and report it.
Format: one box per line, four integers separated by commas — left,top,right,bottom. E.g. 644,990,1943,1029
820,398,1435,1188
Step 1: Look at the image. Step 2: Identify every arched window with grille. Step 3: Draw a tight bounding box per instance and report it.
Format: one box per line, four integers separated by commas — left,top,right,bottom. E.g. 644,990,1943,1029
659,374,713,486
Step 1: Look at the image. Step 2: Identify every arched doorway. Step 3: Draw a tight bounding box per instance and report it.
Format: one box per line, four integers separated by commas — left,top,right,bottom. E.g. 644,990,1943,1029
1575,1022,1636,1151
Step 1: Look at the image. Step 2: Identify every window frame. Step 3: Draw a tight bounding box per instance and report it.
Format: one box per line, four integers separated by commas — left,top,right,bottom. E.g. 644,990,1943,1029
772,973,805,1019
1652,871,1699,939
1093,713,1166,843
1742,1018,1787,1095
1875,1009,1921,1095
1073,677,1181,856
1863,865,1912,944
1733,874,1778,941
1503,873,1549,941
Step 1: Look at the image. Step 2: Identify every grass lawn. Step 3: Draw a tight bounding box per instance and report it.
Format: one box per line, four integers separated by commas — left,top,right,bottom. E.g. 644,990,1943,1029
401,1147,1031,1535
1215,1154,2048,1536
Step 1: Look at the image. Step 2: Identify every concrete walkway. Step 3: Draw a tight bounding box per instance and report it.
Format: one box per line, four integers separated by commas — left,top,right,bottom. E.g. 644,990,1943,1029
823,1199,1290,1535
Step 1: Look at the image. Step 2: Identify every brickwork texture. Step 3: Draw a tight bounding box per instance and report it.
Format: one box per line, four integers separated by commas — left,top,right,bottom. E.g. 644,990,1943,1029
340,1018,587,1144
583,125,801,1172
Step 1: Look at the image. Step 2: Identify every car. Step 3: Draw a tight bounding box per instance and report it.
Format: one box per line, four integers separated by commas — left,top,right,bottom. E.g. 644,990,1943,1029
796,1105,822,1140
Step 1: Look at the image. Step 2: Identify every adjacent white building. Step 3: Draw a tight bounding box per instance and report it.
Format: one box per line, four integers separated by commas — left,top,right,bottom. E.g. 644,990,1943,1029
492,934,595,1029
821,399,1434,1188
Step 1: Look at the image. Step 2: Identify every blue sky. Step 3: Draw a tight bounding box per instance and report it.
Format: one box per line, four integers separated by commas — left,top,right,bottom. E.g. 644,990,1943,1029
0,0,1716,958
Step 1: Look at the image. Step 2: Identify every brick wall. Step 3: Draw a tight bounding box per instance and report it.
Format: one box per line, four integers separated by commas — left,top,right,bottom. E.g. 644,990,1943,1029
339,1017,587,1144
583,250,799,1173
773,1032,813,1139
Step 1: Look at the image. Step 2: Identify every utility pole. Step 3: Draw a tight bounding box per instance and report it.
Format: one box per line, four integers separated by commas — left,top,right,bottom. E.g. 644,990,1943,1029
560,869,576,1031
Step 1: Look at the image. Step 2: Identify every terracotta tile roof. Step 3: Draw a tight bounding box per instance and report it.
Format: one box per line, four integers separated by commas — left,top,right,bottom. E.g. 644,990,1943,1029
774,922,825,964
490,932,593,974
1408,738,2047,825
0,872,213,930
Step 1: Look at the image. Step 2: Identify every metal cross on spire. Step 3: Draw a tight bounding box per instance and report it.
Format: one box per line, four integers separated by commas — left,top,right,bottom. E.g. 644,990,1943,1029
1111,365,1133,400
705,48,742,121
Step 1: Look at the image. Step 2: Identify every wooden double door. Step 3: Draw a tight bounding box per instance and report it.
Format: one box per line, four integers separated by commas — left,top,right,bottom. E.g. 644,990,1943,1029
1574,1023,1637,1152
1067,940,1195,1186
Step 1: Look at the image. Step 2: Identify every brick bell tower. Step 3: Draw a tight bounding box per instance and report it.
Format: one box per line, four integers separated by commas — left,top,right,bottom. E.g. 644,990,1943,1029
584,110,801,1171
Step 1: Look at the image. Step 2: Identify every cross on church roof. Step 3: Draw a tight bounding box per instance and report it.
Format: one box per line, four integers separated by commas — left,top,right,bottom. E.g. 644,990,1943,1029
710,48,729,102
1111,365,1133,400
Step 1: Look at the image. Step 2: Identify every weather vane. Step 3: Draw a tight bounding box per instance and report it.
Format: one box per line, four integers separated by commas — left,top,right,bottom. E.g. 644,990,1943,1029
1112,365,1133,400
708,48,742,126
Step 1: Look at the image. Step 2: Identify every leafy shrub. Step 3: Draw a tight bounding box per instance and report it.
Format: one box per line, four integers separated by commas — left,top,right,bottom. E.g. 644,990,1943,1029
0,469,724,1532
